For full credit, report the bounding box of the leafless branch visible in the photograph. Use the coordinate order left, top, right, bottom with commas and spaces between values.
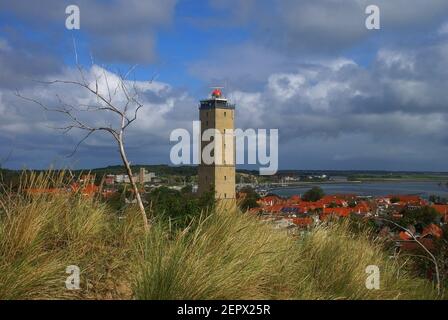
14, 47, 151, 231
67, 130, 95, 158
103, 68, 112, 102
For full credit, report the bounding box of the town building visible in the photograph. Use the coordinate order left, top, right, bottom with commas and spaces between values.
114, 169, 156, 184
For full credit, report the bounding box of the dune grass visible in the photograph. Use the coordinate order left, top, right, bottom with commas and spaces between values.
134, 208, 440, 300
0, 172, 442, 300
134, 205, 298, 300
0, 171, 142, 299
292, 222, 438, 299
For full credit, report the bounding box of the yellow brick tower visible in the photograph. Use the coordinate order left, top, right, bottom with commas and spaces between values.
198, 89, 235, 201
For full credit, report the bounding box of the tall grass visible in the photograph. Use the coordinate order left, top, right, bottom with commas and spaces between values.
134, 205, 297, 300
293, 222, 437, 299
134, 207, 440, 300
0, 171, 143, 299
0, 172, 442, 300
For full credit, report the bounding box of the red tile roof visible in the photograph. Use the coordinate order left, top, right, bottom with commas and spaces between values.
432, 204, 448, 214
432, 204, 448, 222
287, 195, 301, 204
352, 201, 371, 214
248, 207, 262, 215
399, 231, 412, 241
258, 195, 283, 206
322, 207, 351, 217
387, 195, 427, 206
71, 183, 99, 196
264, 204, 284, 213
421, 224, 443, 239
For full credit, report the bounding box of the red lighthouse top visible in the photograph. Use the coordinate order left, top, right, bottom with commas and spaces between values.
211, 89, 222, 98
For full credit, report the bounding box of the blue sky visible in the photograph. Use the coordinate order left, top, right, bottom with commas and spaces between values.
1, 0, 448, 171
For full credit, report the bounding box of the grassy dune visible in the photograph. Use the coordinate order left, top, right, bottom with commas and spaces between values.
0, 172, 441, 300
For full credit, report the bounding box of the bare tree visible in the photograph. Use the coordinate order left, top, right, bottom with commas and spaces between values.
16, 45, 151, 231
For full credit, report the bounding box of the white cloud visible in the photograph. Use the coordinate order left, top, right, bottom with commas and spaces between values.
0, 65, 194, 161
232, 91, 264, 128
268, 73, 306, 101
225, 40, 448, 153
377, 49, 416, 73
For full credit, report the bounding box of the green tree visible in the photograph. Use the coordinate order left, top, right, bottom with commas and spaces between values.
348, 200, 357, 208
145, 186, 215, 230
181, 184, 193, 194
198, 189, 215, 210
238, 186, 260, 211
390, 197, 400, 204
302, 187, 325, 202
327, 202, 338, 208
399, 206, 441, 230
429, 195, 447, 204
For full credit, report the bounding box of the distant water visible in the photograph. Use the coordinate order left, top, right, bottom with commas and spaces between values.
269, 181, 448, 198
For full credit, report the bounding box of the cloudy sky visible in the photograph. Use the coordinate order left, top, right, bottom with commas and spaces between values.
1, 0, 448, 171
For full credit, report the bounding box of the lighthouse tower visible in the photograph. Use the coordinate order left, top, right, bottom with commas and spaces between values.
198, 89, 236, 201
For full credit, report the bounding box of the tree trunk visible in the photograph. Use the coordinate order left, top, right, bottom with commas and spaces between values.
118, 139, 149, 232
